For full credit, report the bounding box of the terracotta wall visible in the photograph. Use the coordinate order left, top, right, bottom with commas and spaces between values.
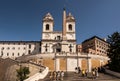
43, 58, 54, 71
91, 59, 100, 68
60, 58, 66, 71
81, 59, 87, 70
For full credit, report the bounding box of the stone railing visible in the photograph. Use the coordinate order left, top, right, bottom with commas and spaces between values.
105, 69, 120, 78
24, 67, 49, 81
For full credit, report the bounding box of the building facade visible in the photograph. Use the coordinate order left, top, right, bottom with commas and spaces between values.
76, 44, 82, 53
0, 41, 41, 59
82, 36, 109, 56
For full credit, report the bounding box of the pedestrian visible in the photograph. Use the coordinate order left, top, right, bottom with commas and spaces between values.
82, 69, 85, 77
53, 71, 56, 80
75, 67, 78, 73
57, 71, 61, 80
95, 67, 99, 77
78, 67, 81, 74
92, 69, 96, 79
85, 69, 88, 77
49, 71, 53, 81
61, 71, 64, 80
56, 71, 59, 80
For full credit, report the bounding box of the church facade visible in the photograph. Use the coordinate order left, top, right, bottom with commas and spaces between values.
41, 9, 76, 54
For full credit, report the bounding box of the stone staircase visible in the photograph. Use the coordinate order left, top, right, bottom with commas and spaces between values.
39, 72, 51, 81
39, 72, 120, 81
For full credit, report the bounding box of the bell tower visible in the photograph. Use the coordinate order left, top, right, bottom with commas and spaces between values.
42, 13, 54, 32
41, 13, 54, 53
42, 13, 54, 40
66, 13, 76, 40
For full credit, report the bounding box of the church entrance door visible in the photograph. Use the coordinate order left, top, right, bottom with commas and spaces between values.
53, 43, 61, 53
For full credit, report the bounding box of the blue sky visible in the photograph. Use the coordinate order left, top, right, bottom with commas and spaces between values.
0, 0, 120, 43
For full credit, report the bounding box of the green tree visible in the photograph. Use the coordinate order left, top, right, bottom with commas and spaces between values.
16, 66, 30, 81
107, 32, 120, 72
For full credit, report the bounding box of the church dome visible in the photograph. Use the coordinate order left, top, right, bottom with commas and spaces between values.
43, 13, 54, 22
66, 13, 75, 22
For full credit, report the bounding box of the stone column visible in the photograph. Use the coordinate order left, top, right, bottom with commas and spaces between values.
55, 58, 60, 71
88, 58, 92, 72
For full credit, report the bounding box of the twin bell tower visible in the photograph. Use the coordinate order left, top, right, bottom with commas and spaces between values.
41, 9, 76, 53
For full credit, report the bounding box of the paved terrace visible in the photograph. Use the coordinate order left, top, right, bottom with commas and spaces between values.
39, 72, 120, 81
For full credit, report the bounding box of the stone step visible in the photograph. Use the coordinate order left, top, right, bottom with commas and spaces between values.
39, 72, 120, 81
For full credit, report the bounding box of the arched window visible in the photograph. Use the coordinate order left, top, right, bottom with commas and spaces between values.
68, 24, 72, 31
46, 24, 49, 30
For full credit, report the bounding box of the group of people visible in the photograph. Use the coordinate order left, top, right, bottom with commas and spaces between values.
49, 71, 64, 81
92, 68, 99, 79
75, 67, 88, 77
75, 67, 99, 79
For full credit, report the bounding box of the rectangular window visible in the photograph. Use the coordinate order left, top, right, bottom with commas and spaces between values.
18, 47, 20, 50
7, 47, 10, 50
29, 44, 31, 49
1, 47, 4, 50
18, 53, 20, 56
28, 50, 31, 54
7, 53, 9, 56
12, 47, 15, 50
12, 53, 14, 56
1, 51, 3, 56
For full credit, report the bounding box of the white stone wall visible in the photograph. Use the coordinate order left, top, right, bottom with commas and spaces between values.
67, 58, 77, 71
66, 33, 76, 40
0, 42, 40, 59
42, 32, 62, 40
